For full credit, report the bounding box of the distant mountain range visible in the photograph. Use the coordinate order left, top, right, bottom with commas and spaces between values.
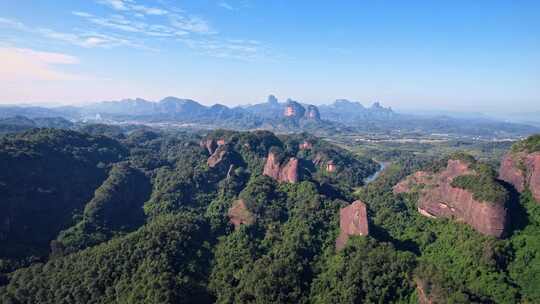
0, 95, 538, 138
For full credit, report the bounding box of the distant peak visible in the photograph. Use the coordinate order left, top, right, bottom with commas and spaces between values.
267, 95, 278, 104
371, 102, 382, 109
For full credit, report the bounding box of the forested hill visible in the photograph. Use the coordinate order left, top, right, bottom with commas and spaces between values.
0, 128, 539, 303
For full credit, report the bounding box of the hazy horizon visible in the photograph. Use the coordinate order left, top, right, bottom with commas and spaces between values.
1, 1, 539, 112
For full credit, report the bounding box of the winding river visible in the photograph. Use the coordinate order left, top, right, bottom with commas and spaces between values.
364, 161, 387, 184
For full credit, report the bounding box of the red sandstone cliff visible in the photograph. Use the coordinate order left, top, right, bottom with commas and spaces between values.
207, 146, 227, 168
499, 151, 540, 203
336, 200, 369, 250
394, 159, 507, 237
263, 151, 299, 183
299, 141, 313, 150
200, 138, 226, 155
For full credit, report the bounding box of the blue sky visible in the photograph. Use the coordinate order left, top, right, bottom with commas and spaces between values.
0, 0, 538, 112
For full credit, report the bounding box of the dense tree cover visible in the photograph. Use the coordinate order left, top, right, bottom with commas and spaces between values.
511, 134, 540, 153
0, 129, 127, 262
0, 214, 213, 304
357, 154, 539, 303
55, 163, 152, 253
209, 178, 345, 304
1, 128, 539, 303
311, 237, 416, 304
508, 191, 540, 302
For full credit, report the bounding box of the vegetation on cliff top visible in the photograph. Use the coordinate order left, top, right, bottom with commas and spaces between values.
1, 128, 539, 303
451, 162, 509, 204
511, 134, 540, 153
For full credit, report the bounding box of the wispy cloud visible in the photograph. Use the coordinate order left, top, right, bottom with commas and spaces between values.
218, 1, 235, 11
97, 0, 168, 15
0, 16, 149, 49
180, 38, 271, 61
1, 0, 269, 61
0, 47, 81, 81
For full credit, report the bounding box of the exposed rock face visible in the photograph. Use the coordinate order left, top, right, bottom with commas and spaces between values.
326, 160, 337, 173
305, 105, 321, 120
336, 200, 369, 250
283, 99, 306, 118
267, 94, 278, 105
499, 152, 540, 203
228, 199, 255, 229
394, 159, 508, 237
199, 138, 226, 155
207, 146, 228, 168
263, 151, 299, 183
415, 278, 434, 304
200, 138, 217, 154
312, 153, 338, 173
299, 141, 313, 150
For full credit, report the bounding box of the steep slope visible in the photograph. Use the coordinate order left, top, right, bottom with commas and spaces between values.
0, 214, 213, 304
394, 155, 509, 237
55, 163, 152, 253
0, 129, 127, 260
499, 134, 540, 203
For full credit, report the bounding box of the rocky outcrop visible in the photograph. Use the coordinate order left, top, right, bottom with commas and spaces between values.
305, 105, 321, 120
394, 159, 508, 237
200, 138, 217, 154
326, 160, 337, 173
336, 200, 369, 250
499, 152, 540, 203
267, 94, 278, 105
415, 278, 434, 304
207, 146, 228, 168
200, 138, 226, 155
263, 151, 299, 183
299, 141, 313, 150
283, 99, 306, 118
228, 199, 255, 229
312, 153, 338, 173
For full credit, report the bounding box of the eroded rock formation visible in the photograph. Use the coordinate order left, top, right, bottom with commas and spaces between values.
207, 146, 228, 168
299, 141, 313, 150
499, 151, 540, 203
228, 199, 255, 229
305, 105, 321, 120
283, 99, 306, 118
415, 278, 435, 304
200, 138, 226, 155
326, 160, 337, 173
394, 159, 507, 237
336, 200, 369, 250
263, 151, 299, 183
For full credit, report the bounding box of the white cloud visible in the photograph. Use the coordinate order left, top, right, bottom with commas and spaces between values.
97, 0, 131, 11
0, 47, 81, 81
169, 14, 214, 34
180, 38, 269, 61
218, 1, 235, 11
96, 0, 169, 16
130, 5, 168, 15
0, 15, 148, 49
1, 0, 268, 60
0, 17, 26, 30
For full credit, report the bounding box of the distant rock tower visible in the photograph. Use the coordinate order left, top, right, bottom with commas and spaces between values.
305, 105, 321, 120
267, 94, 279, 105
284, 99, 306, 118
